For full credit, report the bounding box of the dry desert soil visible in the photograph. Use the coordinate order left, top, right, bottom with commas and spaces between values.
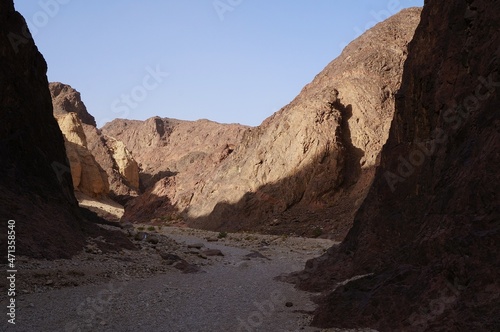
0, 202, 376, 332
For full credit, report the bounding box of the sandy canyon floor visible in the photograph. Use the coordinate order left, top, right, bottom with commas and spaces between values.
1, 198, 376, 332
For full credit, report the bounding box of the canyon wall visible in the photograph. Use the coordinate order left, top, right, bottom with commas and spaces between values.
109, 8, 421, 238
186, 8, 422, 238
0, 0, 85, 258
0, 2, 135, 258
294, 0, 499, 330
102, 117, 248, 223
50, 82, 140, 203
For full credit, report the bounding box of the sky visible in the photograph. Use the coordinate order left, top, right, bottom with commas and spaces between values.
14, 0, 424, 127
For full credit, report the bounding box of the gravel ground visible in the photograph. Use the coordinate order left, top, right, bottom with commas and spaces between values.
1, 226, 376, 332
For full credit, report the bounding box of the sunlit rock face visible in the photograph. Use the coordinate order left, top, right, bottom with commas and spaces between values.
184, 8, 422, 238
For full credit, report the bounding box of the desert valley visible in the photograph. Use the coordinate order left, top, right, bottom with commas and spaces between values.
0, 0, 499, 331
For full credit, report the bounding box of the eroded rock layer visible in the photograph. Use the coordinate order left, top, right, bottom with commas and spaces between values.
55, 113, 109, 198
50, 82, 97, 127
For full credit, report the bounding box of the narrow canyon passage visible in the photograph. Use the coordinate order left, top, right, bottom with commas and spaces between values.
3, 231, 365, 332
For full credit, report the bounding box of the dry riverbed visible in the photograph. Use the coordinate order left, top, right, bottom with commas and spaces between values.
1, 225, 375, 331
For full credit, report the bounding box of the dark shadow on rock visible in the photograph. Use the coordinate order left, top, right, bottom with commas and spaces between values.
121, 177, 180, 225
283, 1, 500, 330
109, 192, 135, 206
139, 170, 178, 192
339, 104, 365, 186
78, 206, 122, 228
186, 159, 376, 241
183, 99, 376, 240
121, 100, 378, 241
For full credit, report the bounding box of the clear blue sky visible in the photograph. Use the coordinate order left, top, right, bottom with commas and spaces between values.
14, 0, 423, 127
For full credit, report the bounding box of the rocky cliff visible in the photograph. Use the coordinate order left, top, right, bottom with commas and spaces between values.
108, 9, 421, 235
83, 124, 140, 203
49, 82, 97, 126
0, 0, 86, 258
0, 1, 135, 258
185, 8, 422, 237
49, 83, 140, 203
102, 117, 248, 222
55, 113, 109, 198
293, 0, 500, 330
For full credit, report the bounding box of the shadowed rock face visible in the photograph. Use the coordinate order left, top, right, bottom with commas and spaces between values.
293, 0, 500, 330
0, 0, 85, 258
0, 1, 135, 259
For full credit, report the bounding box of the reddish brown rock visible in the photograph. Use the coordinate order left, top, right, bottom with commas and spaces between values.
294, 0, 500, 330
109, 9, 420, 235
49, 82, 97, 127
185, 8, 422, 238
102, 117, 248, 222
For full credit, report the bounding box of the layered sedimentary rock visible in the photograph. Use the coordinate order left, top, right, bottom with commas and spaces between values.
294, 0, 500, 330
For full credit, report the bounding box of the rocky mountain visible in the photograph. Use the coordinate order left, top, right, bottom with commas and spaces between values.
49, 82, 97, 126
49, 83, 140, 203
185, 8, 422, 238
112, 8, 421, 238
292, 0, 500, 330
101, 117, 248, 222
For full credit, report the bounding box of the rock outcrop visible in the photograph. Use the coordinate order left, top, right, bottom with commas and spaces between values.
83, 125, 140, 203
49, 82, 97, 126
107, 9, 420, 234
184, 8, 422, 237
0, 1, 135, 258
293, 0, 500, 330
0, 0, 85, 258
49, 82, 140, 203
55, 113, 109, 198
102, 117, 248, 222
